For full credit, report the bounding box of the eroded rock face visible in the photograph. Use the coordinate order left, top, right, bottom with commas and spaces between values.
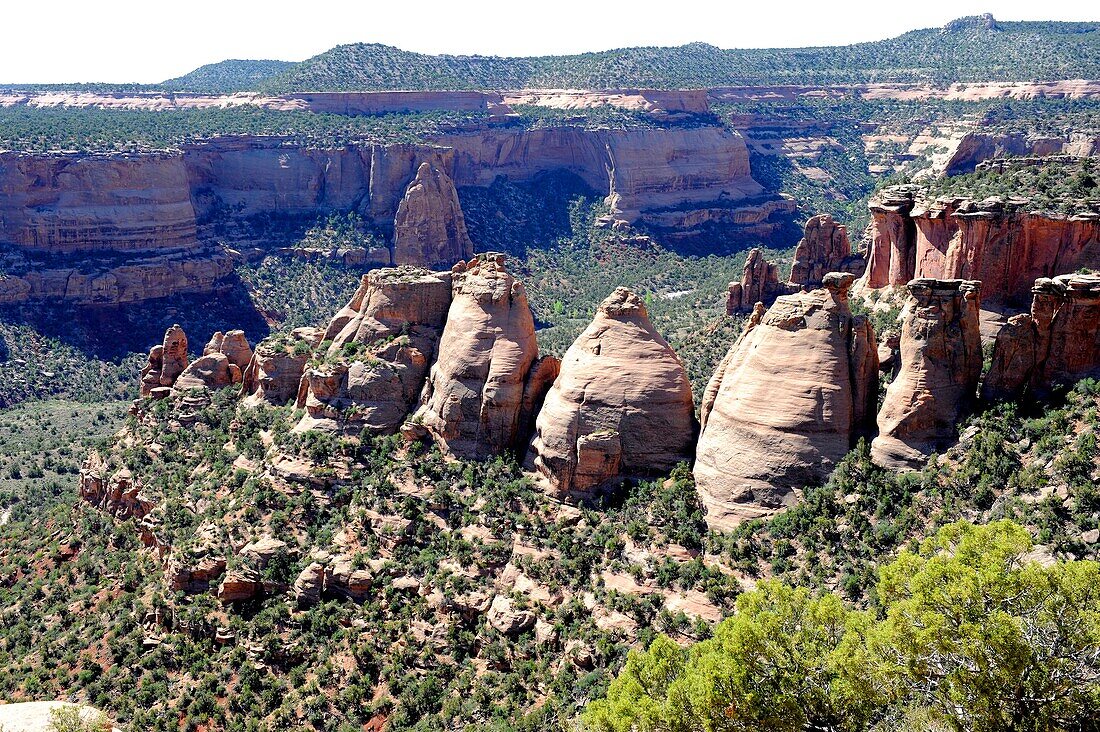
393, 162, 474, 268
140, 325, 188, 397
695, 273, 878, 531
297, 268, 452, 434
861, 186, 919, 289
410, 254, 538, 458
172, 329, 252, 393
871, 278, 982, 468
789, 214, 864, 287
983, 274, 1100, 401
863, 191, 1100, 306
204, 330, 253, 371
527, 287, 696, 496
242, 327, 323, 407
726, 248, 786, 314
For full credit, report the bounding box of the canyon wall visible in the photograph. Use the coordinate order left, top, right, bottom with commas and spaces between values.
860, 186, 1100, 306
944, 132, 1100, 175
1, 122, 767, 306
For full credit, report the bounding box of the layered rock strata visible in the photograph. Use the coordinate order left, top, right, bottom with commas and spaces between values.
696, 273, 878, 530
871, 278, 982, 468
527, 288, 696, 496
409, 254, 539, 458
861, 186, 1100, 305
296, 267, 453, 434
983, 274, 1100, 401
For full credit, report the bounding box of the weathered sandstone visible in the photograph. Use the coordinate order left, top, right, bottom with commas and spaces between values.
392, 162, 474, 268
140, 325, 189, 397
726, 248, 787, 314
789, 214, 864, 287
695, 273, 878, 530
983, 274, 1100, 401
944, 131, 1100, 176
526, 287, 696, 496
410, 254, 538, 458
871, 278, 982, 468
241, 327, 322, 407
861, 186, 919, 289
297, 268, 452, 433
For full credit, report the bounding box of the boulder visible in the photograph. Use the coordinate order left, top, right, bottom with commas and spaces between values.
410, 253, 539, 458
204, 329, 253, 371
527, 287, 696, 496
296, 268, 452, 434
695, 273, 878, 530
871, 278, 983, 468
293, 562, 325, 608
983, 274, 1100, 401
393, 161, 475, 268
217, 569, 264, 603
487, 595, 536, 635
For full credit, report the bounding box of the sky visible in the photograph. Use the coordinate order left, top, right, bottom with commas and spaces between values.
2, 0, 1097, 84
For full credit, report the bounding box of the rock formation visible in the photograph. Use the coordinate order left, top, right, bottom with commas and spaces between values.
392, 162, 474, 268
409, 254, 539, 458
526, 287, 696, 496
296, 267, 452, 433
139, 325, 189, 397
861, 186, 919, 289
241, 327, 323, 407
871, 279, 982, 468
861, 187, 1100, 306
789, 214, 864, 287
695, 273, 878, 530
726, 248, 786, 314
172, 330, 252, 393
944, 131, 1100, 175
983, 274, 1100, 401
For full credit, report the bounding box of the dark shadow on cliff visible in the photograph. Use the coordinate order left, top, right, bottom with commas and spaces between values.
0, 274, 270, 360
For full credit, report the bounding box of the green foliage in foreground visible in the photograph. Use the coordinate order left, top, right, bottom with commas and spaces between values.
585, 521, 1100, 732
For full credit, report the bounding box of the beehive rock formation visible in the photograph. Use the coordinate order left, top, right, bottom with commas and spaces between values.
410, 254, 539, 458
789, 214, 864, 287
172, 330, 253, 392
204, 330, 253, 371
297, 268, 452, 433
392, 162, 474, 268
983, 274, 1100, 401
871, 278, 983, 468
726, 248, 787, 314
526, 287, 696, 496
139, 324, 189, 397
695, 273, 878, 531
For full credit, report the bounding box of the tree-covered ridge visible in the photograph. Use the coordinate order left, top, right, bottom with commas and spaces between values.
584, 521, 1100, 732
922, 157, 1100, 215
159, 60, 296, 94
257, 17, 1100, 93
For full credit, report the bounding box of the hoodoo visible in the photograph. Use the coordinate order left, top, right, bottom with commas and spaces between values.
139, 324, 189, 398
726, 248, 785, 314
695, 273, 878, 531
409, 254, 539, 458
871, 278, 983, 468
789, 214, 863, 288
392, 161, 475, 268
983, 273, 1100, 401
527, 287, 696, 496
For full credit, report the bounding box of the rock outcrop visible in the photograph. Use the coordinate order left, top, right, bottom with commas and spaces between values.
392, 162, 474, 268
871, 279, 982, 468
983, 274, 1100, 401
789, 214, 864, 287
172, 330, 252, 392
296, 268, 452, 433
861, 187, 1100, 306
861, 186, 919, 289
526, 287, 696, 496
944, 131, 1100, 176
241, 327, 323, 407
695, 273, 878, 530
139, 325, 189, 397
726, 248, 787, 314
204, 330, 253, 371
409, 254, 539, 458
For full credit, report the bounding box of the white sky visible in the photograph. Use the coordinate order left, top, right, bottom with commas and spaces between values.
2, 0, 1096, 84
